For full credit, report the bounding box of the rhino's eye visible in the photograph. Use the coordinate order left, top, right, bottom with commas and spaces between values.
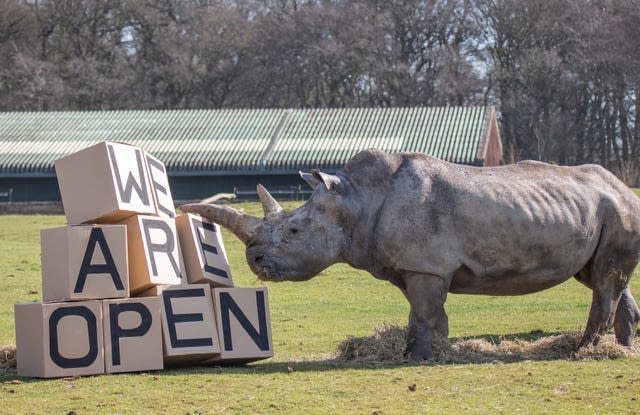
289, 227, 299, 235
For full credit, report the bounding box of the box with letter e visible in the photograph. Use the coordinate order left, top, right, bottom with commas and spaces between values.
14, 140, 274, 377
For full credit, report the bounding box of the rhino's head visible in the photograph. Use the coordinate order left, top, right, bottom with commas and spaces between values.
180, 171, 359, 282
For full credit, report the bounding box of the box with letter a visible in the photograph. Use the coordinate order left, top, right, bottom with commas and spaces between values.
41, 225, 128, 302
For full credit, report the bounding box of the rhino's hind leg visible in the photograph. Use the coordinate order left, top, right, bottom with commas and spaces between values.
403, 273, 450, 361
580, 289, 622, 347
576, 244, 638, 348
614, 287, 640, 348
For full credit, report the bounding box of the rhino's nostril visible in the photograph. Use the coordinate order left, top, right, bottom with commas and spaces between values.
253, 255, 264, 264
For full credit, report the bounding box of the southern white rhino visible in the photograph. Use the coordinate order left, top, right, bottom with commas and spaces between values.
181, 149, 640, 360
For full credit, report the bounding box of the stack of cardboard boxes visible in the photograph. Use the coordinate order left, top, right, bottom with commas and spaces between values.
14, 141, 273, 378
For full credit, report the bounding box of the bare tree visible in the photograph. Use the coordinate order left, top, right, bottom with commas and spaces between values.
2, 0, 640, 184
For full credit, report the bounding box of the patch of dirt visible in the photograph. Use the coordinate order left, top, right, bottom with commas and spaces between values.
334, 325, 640, 364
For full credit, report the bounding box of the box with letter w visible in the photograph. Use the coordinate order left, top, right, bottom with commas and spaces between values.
14, 141, 273, 378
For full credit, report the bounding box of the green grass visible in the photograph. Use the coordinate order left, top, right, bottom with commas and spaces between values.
2, 203, 640, 414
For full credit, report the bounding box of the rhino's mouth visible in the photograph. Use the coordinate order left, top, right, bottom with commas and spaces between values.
254, 264, 285, 282
247, 250, 316, 282
248, 251, 289, 281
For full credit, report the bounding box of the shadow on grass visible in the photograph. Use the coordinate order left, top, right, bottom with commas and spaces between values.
157, 327, 640, 376
2, 328, 638, 381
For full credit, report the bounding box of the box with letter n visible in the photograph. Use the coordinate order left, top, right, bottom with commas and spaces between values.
14, 139, 276, 378
210, 287, 273, 362
15, 298, 164, 377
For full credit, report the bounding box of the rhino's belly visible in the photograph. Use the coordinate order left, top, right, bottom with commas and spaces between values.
448, 238, 596, 295
446, 216, 601, 296
448, 266, 575, 295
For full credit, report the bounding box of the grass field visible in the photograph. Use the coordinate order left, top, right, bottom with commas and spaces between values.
1, 201, 640, 414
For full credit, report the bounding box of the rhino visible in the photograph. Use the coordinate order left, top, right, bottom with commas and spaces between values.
181, 149, 640, 360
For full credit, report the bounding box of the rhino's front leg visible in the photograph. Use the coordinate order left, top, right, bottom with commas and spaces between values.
403, 273, 450, 361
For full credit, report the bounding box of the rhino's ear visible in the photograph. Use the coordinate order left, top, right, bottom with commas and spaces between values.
299, 171, 322, 189
312, 169, 345, 194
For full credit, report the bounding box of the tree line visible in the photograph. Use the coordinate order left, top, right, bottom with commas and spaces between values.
1, 0, 640, 183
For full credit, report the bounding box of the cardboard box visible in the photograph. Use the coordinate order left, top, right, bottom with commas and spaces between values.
146, 152, 176, 219
210, 287, 273, 362
137, 284, 174, 298
15, 301, 104, 378
54, 141, 157, 224
41, 225, 128, 302
118, 215, 185, 294
159, 284, 221, 364
176, 214, 233, 287
102, 297, 163, 373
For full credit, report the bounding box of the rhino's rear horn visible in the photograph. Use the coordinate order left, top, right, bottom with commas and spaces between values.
300, 171, 321, 189
257, 184, 284, 220
180, 203, 261, 245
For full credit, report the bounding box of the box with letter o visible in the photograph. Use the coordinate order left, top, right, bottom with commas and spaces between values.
14, 141, 273, 378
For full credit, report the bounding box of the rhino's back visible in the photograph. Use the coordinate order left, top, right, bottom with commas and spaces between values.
370, 153, 640, 294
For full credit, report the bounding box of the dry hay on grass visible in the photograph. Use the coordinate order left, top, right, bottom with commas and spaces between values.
0, 344, 16, 373
334, 324, 640, 364
2, 329, 636, 373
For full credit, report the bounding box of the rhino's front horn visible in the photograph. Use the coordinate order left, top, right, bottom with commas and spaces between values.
257, 184, 284, 220
180, 203, 261, 245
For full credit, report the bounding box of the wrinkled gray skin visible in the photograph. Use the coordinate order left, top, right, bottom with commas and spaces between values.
181, 149, 640, 361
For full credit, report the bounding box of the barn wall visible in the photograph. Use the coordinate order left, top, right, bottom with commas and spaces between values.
0, 177, 60, 202
169, 174, 313, 202
0, 174, 316, 203
482, 116, 504, 167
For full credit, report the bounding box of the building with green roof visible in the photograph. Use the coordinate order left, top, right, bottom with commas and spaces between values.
0, 106, 502, 202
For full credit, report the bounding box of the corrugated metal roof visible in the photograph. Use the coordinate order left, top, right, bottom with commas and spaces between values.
268, 106, 489, 170
0, 107, 494, 176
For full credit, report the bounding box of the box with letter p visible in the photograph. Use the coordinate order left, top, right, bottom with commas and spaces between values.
103, 297, 163, 373
15, 298, 164, 377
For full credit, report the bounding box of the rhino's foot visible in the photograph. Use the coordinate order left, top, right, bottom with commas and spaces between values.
402, 273, 450, 362
404, 339, 433, 362
579, 288, 639, 349
405, 326, 434, 362
578, 332, 603, 349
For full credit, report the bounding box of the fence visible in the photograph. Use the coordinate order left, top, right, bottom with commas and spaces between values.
233, 186, 313, 201
0, 188, 13, 202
